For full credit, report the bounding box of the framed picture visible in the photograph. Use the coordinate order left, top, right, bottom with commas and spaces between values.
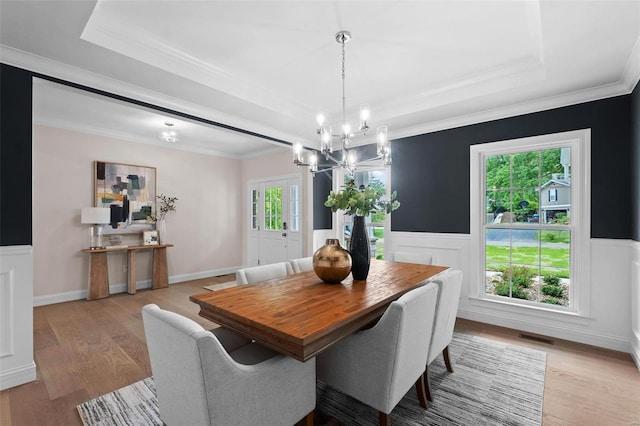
143, 230, 159, 245
94, 161, 156, 234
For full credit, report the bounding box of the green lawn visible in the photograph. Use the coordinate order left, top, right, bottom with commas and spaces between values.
486, 244, 569, 277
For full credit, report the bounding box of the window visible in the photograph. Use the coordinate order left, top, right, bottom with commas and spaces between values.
264, 186, 282, 231
290, 185, 299, 232
471, 130, 590, 316
338, 168, 388, 260
251, 189, 258, 230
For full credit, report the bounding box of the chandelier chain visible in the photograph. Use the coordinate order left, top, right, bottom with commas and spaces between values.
341, 38, 346, 131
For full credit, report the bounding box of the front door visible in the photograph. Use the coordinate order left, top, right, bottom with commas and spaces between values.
247, 176, 301, 266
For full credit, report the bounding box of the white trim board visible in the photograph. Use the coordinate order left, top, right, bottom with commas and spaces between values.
32, 266, 240, 307
631, 240, 640, 371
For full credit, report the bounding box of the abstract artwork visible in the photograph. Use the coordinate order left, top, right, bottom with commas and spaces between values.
94, 161, 156, 234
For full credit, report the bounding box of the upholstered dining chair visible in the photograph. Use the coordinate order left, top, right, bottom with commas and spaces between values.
393, 251, 438, 265
142, 304, 315, 426
424, 269, 463, 402
235, 261, 294, 284
316, 283, 440, 426
290, 256, 314, 273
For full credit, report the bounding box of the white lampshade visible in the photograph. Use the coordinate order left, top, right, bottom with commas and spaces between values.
81, 207, 111, 225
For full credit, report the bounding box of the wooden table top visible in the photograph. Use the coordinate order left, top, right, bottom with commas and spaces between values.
190, 259, 449, 362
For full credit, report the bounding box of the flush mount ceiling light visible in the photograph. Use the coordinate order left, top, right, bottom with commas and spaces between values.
293, 30, 391, 174
159, 122, 179, 143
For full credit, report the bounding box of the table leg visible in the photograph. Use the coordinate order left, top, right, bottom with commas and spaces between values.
87, 252, 109, 300
152, 247, 169, 290
127, 250, 136, 294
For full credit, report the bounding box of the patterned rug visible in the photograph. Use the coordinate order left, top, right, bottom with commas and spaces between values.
77, 333, 546, 426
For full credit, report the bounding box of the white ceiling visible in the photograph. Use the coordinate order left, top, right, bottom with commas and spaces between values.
1, 1, 639, 158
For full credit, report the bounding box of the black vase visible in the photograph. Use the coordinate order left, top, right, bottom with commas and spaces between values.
349, 215, 371, 281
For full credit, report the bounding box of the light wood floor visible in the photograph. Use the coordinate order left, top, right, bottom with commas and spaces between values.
1, 276, 639, 425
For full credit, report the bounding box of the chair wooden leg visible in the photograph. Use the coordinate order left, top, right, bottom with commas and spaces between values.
379, 411, 391, 426
424, 367, 433, 402
443, 346, 453, 373
415, 374, 428, 409
296, 410, 314, 426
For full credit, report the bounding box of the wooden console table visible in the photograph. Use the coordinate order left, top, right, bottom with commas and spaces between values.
81, 244, 173, 300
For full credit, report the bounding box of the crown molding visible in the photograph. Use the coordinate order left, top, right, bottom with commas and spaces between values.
0, 44, 296, 144
392, 78, 636, 141
2, 38, 638, 146
80, 12, 313, 119
33, 119, 282, 160
622, 35, 640, 93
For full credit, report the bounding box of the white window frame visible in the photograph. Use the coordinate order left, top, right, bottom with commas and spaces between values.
469, 129, 591, 319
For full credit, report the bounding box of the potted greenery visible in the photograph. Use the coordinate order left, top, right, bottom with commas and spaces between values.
324, 177, 399, 280
146, 194, 178, 244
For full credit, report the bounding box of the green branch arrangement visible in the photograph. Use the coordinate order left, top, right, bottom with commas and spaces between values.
146, 194, 178, 222
324, 177, 400, 217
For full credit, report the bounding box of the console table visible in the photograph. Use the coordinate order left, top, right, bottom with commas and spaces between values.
81, 244, 173, 300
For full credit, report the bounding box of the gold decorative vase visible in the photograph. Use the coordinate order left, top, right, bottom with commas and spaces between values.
313, 239, 352, 283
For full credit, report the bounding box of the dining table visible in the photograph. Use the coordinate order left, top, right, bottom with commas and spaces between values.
190, 259, 449, 362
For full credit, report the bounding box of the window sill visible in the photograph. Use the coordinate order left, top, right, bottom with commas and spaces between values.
467, 296, 591, 326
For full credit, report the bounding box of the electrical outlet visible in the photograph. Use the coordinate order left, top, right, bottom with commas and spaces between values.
123, 264, 127, 272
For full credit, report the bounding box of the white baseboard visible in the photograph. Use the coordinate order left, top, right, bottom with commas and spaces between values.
33, 266, 242, 306
0, 361, 36, 391
458, 306, 631, 353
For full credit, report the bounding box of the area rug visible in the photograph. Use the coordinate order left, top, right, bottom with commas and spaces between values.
77, 333, 546, 426
203, 280, 237, 291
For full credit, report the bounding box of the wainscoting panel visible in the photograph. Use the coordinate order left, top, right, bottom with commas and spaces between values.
0, 245, 36, 391
631, 240, 640, 370
386, 232, 634, 355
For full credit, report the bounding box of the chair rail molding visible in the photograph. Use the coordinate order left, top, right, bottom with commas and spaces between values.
0, 245, 36, 391
386, 232, 636, 355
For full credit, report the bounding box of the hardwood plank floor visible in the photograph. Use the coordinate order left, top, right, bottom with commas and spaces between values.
2, 276, 639, 425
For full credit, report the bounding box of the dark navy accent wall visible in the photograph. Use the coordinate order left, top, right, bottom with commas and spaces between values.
632, 82, 640, 242
390, 95, 632, 238
313, 171, 333, 229
1, 64, 33, 246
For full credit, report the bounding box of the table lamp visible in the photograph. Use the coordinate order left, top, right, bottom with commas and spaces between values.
81, 207, 111, 249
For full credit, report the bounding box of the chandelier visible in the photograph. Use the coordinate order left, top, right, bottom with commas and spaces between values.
293, 31, 391, 174
159, 122, 179, 143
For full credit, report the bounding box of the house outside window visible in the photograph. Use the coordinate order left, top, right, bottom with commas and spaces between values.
470, 129, 591, 317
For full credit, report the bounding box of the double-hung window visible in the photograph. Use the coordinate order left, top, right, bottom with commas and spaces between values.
470, 129, 590, 316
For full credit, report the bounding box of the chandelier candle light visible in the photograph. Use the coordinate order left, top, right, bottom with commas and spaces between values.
293, 31, 391, 174
159, 122, 179, 143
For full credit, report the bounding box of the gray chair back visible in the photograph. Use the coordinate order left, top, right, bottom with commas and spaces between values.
316, 282, 440, 416
142, 304, 316, 426
290, 257, 314, 273
427, 269, 463, 364
235, 261, 293, 284
394, 251, 438, 265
